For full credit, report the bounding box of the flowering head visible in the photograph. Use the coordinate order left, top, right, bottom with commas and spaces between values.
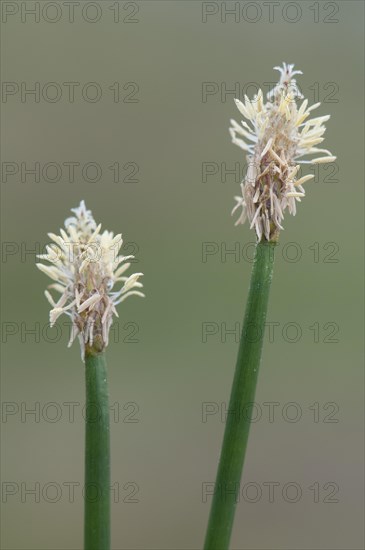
230, 62, 336, 241
37, 201, 144, 359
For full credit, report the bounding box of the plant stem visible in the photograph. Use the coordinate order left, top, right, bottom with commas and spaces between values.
204, 240, 276, 550
84, 351, 110, 550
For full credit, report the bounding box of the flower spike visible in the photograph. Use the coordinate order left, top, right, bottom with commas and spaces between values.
37, 201, 144, 359
230, 63, 336, 241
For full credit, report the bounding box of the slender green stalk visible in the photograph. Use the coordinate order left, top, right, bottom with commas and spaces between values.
84, 351, 110, 550
204, 240, 276, 550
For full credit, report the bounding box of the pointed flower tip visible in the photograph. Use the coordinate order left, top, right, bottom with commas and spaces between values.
312, 155, 337, 164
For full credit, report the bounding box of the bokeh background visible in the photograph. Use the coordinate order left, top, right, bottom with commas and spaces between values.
1, 1, 364, 549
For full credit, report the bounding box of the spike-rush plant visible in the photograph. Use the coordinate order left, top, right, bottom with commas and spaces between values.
37, 201, 144, 550
204, 63, 336, 550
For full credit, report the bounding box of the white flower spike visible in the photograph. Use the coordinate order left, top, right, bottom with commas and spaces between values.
230, 62, 336, 241
37, 201, 144, 360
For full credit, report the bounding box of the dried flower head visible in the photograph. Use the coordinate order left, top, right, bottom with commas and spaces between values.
37, 201, 144, 359
230, 62, 336, 241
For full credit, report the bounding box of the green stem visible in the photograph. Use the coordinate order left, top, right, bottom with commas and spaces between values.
204, 240, 276, 550
84, 351, 110, 550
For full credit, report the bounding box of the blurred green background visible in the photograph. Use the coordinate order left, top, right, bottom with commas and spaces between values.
1, 1, 364, 549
